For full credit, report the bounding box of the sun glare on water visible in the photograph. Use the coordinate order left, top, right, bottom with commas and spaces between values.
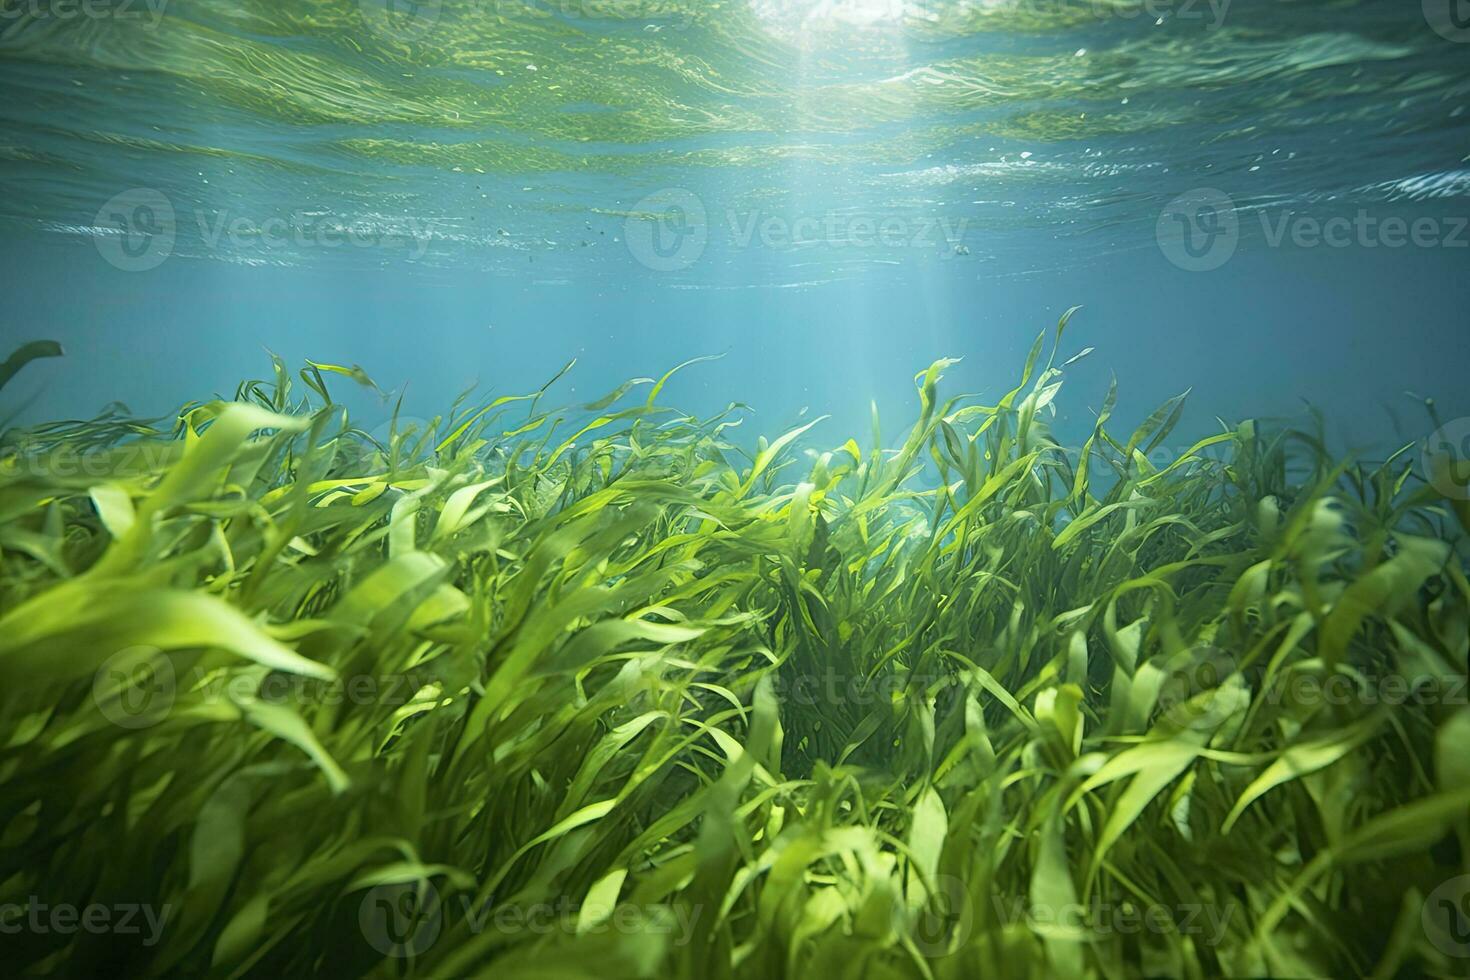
749, 0, 919, 39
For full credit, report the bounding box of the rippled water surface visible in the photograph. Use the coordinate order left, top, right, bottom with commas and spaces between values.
2, 0, 1466, 282
0, 0, 1467, 445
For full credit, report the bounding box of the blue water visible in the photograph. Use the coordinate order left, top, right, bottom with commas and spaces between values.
1, 0, 1467, 457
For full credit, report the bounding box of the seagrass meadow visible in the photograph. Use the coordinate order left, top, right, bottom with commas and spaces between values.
1, 315, 1468, 980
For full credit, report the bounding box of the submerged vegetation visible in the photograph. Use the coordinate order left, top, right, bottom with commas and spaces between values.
0, 316, 1467, 978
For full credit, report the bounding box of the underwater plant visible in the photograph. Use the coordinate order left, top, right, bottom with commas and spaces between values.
0, 315, 1466, 979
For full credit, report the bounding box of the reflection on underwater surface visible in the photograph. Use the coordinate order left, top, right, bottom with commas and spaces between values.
0, 0, 1467, 279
